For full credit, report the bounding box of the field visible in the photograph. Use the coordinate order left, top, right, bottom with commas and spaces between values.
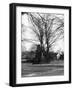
21, 60, 64, 77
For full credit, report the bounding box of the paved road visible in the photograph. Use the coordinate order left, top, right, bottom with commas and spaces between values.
21, 63, 64, 77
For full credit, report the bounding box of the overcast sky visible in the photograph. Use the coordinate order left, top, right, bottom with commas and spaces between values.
21, 13, 64, 52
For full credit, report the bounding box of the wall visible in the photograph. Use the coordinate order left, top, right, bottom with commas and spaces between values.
0, 0, 72, 89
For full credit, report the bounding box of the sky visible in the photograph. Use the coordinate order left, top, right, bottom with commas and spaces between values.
21, 12, 64, 52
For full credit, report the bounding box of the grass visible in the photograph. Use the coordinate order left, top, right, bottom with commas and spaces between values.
21, 60, 64, 77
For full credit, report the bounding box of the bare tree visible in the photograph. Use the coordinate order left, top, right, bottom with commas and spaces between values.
22, 12, 64, 63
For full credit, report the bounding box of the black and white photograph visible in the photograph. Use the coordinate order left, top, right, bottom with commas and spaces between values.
10, 3, 71, 86
21, 12, 64, 77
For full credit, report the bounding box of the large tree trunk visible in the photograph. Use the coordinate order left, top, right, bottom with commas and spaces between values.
43, 23, 50, 63
39, 40, 43, 63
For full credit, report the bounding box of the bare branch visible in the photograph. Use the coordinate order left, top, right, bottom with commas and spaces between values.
50, 23, 64, 37
49, 32, 63, 46
21, 38, 39, 44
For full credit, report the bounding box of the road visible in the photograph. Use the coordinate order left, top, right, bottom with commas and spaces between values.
21, 63, 64, 77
